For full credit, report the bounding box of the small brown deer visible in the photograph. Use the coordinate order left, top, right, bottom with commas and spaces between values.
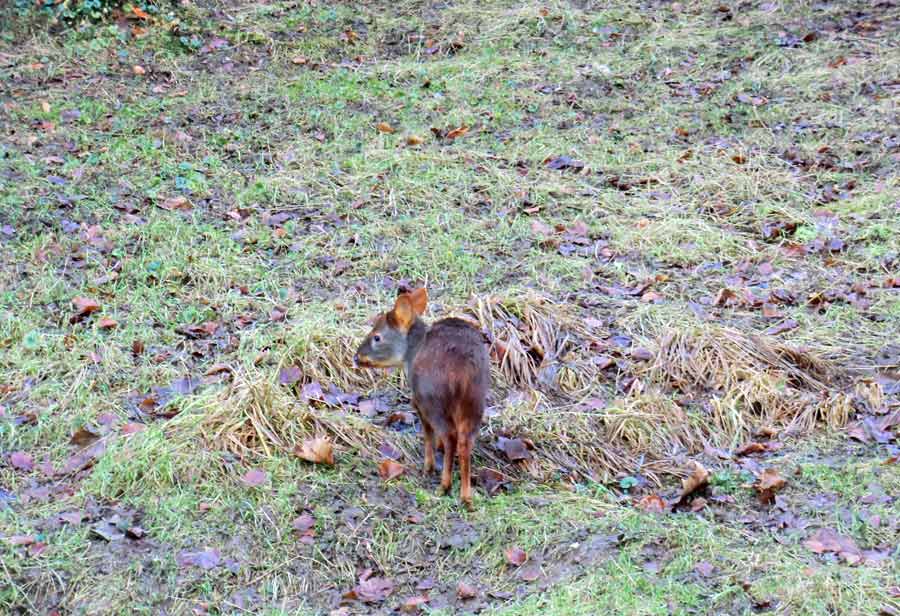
354, 288, 489, 509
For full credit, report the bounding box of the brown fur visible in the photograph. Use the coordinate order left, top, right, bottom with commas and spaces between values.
354, 290, 490, 509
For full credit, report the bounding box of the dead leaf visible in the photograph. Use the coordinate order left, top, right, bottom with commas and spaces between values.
121, 422, 146, 435
456, 581, 477, 599
496, 436, 531, 461
755, 468, 786, 505
517, 563, 542, 582
293, 437, 335, 465
279, 365, 302, 385
292, 513, 315, 533
803, 528, 863, 565
405, 135, 424, 146
505, 546, 528, 566
160, 196, 192, 211
352, 576, 394, 603
679, 461, 709, 502
178, 548, 222, 570
241, 468, 268, 488
400, 595, 429, 613
764, 319, 799, 336
446, 125, 469, 140
70, 426, 100, 447
131, 6, 150, 19
97, 317, 118, 330
70, 297, 101, 323
378, 459, 405, 481
636, 494, 668, 513
132, 65, 146, 75
376, 122, 395, 134
10, 451, 33, 471
291, 56, 308, 65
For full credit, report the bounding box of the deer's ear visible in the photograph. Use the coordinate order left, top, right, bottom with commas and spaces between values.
387, 294, 415, 332
408, 287, 428, 316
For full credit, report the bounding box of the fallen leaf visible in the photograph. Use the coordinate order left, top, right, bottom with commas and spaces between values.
71, 297, 101, 323
446, 125, 469, 140
496, 436, 531, 461
70, 426, 101, 447
517, 563, 542, 582
121, 422, 146, 435
97, 317, 118, 330
178, 548, 222, 570
378, 459, 405, 481
292, 513, 315, 533
456, 581, 477, 599
132, 65, 146, 75
279, 365, 303, 385
405, 135, 424, 146
10, 451, 33, 471
755, 468, 786, 505
679, 461, 710, 502
131, 6, 150, 19
8, 535, 35, 546
160, 196, 192, 211
636, 494, 668, 513
241, 468, 268, 487
764, 319, 799, 336
293, 437, 335, 465
803, 528, 863, 565
505, 546, 528, 566
353, 576, 394, 603
478, 468, 507, 495
376, 122, 395, 134
400, 595, 429, 613
291, 55, 308, 65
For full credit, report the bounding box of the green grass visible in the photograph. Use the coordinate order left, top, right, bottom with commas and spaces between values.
2, 0, 900, 613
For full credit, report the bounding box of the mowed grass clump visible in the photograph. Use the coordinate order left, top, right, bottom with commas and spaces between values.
1, 0, 899, 613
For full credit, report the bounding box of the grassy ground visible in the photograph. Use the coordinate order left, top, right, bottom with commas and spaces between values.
1, 0, 899, 614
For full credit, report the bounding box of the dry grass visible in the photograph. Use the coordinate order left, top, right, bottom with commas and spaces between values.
161, 296, 872, 485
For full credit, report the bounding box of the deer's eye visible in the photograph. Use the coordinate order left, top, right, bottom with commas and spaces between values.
372, 334, 382, 343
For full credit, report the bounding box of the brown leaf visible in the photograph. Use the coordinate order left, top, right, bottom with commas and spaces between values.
376, 121, 395, 134
754, 468, 786, 504
160, 196, 192, 211
292, 513, 315, 533
405, 135, 424, 146
505, 546, 528, 566
764, 319, 799, 336
71, 297, 101, 323
241, 468, 268, 487
636, 494, 668, 513
478, 468, 507, 495
400, 595, 429, 613
456, 581, 477, 599
293, 437, 335, 465
97, 317, 118, 330
278, 365, 302, 385
713, 288, 738, 307
378, 459, 405, 481
10, 451, 33, 471
446, 125, 469, 140
291, 55, 308, 65
803, 528, 863, 565
121, 422, 146, 435
70, 426, 100, 447
353, 576, 394, 603
517, 563, 542, 582
132, 65, 146, 75
496, 437, 531, 461
679, 461, 710, 501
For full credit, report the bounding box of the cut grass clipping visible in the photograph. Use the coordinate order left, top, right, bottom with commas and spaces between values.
130, 293, 875, 489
